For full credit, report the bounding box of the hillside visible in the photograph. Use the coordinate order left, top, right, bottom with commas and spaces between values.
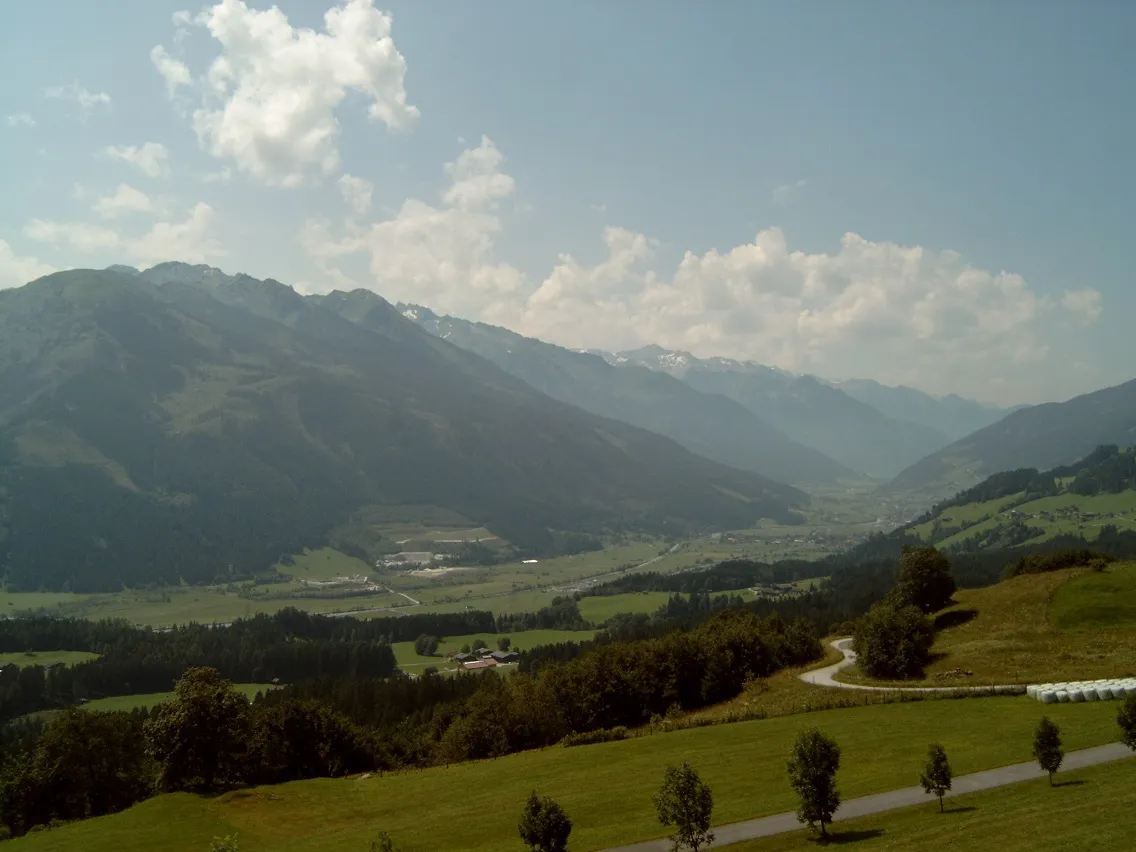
841, 561, 1136, 686
394, 304, 853, 485
611, 347, 957, 478
0, 266, 807, 593
890, 378, 1136, 495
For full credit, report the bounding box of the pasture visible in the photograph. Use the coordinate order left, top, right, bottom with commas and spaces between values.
6, 694, 1125, 852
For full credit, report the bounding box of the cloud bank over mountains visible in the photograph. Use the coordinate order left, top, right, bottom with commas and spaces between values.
0, 0, 1106, 404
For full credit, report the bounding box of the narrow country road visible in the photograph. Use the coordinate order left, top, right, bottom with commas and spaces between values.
799, 638, 1024, 694
598, 742, 1133, 852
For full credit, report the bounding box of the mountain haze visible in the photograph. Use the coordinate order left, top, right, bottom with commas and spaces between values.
396, 305, 852, 486
890, 379, 1136, 495
0, 265, 807, 592
824, 378, 1012, 441
612, 348, 954, 478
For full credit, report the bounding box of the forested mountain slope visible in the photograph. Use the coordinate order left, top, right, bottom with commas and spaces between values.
0, 265, 805, 592
393, 304, 852, 485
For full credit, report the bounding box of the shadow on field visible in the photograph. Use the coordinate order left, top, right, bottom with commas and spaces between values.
1055, 779, 1086, 788
933, 608, 978, 631
812, 828, 885, 844
945, 806, 978, 815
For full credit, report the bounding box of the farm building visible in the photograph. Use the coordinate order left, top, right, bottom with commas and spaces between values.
490, 651, 519, 663
460, 659, 497, 671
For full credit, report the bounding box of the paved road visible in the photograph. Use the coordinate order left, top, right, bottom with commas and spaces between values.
599, 742, 1133, 852
799, 639, 1024, 694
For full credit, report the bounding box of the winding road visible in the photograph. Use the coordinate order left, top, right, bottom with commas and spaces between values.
799, 638, 1025, 694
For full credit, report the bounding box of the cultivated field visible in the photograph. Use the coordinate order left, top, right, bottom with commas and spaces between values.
734, 758, 1136, 851
6, 695, 1124, 852
839, 562, 1136, 686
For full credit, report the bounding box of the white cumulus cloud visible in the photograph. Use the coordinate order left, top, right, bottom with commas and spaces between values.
155, 0, 419, 187
23, 219, 121, 253
93, 185, 155, 219
0, 241, 57, 290
338, 174, 373, 214
1061, 288, 1102, 327
128, 203, 224, 267
5, 113, 36, 128
103, 143, 171, 178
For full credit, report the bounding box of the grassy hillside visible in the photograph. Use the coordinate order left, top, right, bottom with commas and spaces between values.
890, 379, 1136, 496
5, 696, 1123, 852
840, 562, 1136, 686
734, 758, 1136, 851
0, 266, 808, 593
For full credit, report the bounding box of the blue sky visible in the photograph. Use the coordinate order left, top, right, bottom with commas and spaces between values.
2, 0, 1133, 405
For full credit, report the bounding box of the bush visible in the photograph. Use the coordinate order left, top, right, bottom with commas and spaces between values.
854, 603, 934, 679
560, 727, 629, 748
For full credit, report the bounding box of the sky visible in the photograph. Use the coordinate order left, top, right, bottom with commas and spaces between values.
2, 0, 1134, 406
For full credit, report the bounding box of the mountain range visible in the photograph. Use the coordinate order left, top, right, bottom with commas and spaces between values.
402, 312, 1010, 480
0, 264, 806, 592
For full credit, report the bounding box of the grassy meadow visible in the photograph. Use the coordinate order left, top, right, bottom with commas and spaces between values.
80, 684, 273, 713
5, 695, 1125, 852
391, 629, 598, 669
0, 650, 100, 668
839, 562, 1136, 686
733, 757, 1136, 851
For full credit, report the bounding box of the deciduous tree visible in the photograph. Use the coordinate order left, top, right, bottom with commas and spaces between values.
414, 634, 439, 656
144, 667, 251, 792
1033, 717, 1064, 785
919, 744, 952, 811
498, 636, 512, 652
654, 762, 714, 852
787, 728, 841, 836
853, 603, 934, 679
518, 791, 572, 852
892, 546, 956, 613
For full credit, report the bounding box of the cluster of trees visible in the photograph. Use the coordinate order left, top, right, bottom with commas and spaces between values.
588, 557, 827, 597
1004, 548, 1114, 579
263, 610, 821, 769
496, 597, 592, 632
0, 611, 406, 722
853, 546, 955, 679
0, 669, 375, 838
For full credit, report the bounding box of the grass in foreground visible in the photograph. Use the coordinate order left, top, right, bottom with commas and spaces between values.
6, 695, 1125, 852
732, 757, 1136, 851
839, 563, 1136, 686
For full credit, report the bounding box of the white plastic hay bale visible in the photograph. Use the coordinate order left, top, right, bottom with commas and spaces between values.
1056, 690, 1070, 703
1027, 685, 1040, 699
1098, 684, 1114, 700
1083, 686, 1100, 701
1039, 689, 1057, 704
1068, 688, 1085, 702
1113, 685, 1128, 699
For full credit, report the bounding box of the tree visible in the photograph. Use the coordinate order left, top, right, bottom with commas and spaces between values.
1033, 717, 1064, 785
891, 546, 956, 613
1119, 694, 1136, 751
414, 634, 439, 656
518, 791, 572, 852
654, 762, 714, 852
460, 644, 471, 654
498, 636, 513, 652
471, 638, 488, 651
919, 744, 952, 811
144, 667, 252, 792
787, 728, 841, 837
370, 831, 400, 852
853, 602, 935, 679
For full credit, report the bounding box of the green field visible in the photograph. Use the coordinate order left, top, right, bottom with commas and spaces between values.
391, 629, 597, 669
6, 696, 1124, 852
80, 684, 274, 713
734, 757, 1136, 851
576, 592, 673, 623
1051, 560, 1136, 630
0, 650, 100, 668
